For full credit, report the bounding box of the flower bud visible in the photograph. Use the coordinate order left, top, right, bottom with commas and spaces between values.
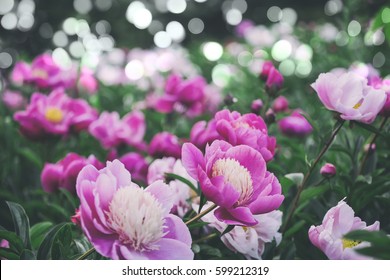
272, 96, 289, 113
320, 163, 336, 178
251, 99, 263, 114
265, 108, 276, 124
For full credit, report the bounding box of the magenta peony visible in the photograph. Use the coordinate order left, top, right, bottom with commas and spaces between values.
278, 110, 313, 137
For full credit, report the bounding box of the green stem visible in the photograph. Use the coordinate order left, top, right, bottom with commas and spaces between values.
77, 247, 95, 260
358, 117, 388, 175
193, 232, 219, 244
282, 120, 345, 233
185, 204, 217, 226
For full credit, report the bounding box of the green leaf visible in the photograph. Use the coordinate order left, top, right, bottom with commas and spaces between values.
20, 249, 36, 260
51, 224, 73, 259
165, 173, 198, 194
17, 148, 43, 168
6, 201, 31, 250
0, 248, 20, 260
284, 173, 304, 186
284, 220, 306, 238
30, 222, 53, 250
198, 188, 207, 214
59, 188, 78, 210
198, 244, 222, 258
299, 185, 329, 204
354, 122, 385, 137
37, 223, 69, 260
0, 230, 24, 253
344, 230, 390, 247
221, 225, 235, 236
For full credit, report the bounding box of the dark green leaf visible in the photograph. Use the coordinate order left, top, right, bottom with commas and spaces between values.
51, 224, 73, 259
0, 248, 20, 260
0, 230, 24, 253
165, 173, 198, 194
299, 185, 329, 204
354, 122, 385, 137
37, 223, 69, 260
6, 201, 31, 250
20, 249, 36, 260
17, 148, 43, 168
221, 225, 235, 236
30, 222, 53, 250
284, 220, 306, 238
344, 230, 390, 247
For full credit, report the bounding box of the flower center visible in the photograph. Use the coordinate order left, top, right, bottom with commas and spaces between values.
212, 158, 253, 204
108, 187, 166, 251
32, 69, 48, 79
342, 238, 361, 249
45, 107, 64, 123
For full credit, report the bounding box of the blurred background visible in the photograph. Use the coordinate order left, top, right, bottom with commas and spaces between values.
0, 0, 388, 65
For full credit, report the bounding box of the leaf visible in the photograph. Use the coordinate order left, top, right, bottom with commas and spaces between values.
354, 122, 385, 137
0, 248, 20, 260
280, 177, 295, 194
299, 185, 329, 204
344, 230, 390, 247
221, 225, 235, 236
59, 188, 78, 210
284, 220, 306, 238
198, 244, 222, 258
17, 148, 43, 168
20, 249, 36, 260
0, 230, 24, 253
6, 201, 31, 250
51, 224, 73, 259
198, 188, 208, 214
165, 173, 198, 194
30, 222, 53, 250
285, 173, 304, 186
37, 223, 69, 260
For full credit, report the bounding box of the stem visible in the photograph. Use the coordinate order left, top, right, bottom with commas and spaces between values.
193, 232, 219, 244
185, 204, 217, 226
282, 120, 345, 233
77, 247, 95, 260
358, 117, 388, 175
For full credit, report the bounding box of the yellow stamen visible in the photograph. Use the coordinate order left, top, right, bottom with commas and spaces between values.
353, 98, 364, 109
45, 107, 64, 123
32, 69, 48, 79
342, 238, 361, 249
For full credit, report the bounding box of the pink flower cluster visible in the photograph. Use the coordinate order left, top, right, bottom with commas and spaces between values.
190, 109, 276, 162
14, 89, 97, 139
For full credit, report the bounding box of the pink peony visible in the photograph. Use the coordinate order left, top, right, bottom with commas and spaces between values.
149, 132, 182, 159
278, 110, 313, 137
320, 163, 336, 178
118, 152, 148, 184
311, 72, 386, 124
190, 119, 220, 150
10, 62, 31, 85
272, 96, 289, 113
182, 140, 284, 226
41, 153, 103, 194
308, 200, 380, 260
78, 68, 99, 94
261, 61, 284, 92
76, 160, 194, 260
14, 89, 97, 139
2, 90, 26, 110
197, 202, 282, 259
148, 157, 197, 217
154, 74, 208, 117
89, 111, 146, 149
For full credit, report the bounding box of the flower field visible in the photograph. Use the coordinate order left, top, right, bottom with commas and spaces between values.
0, 0, 389, 260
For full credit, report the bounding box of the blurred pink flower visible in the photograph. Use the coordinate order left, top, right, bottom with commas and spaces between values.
272, 96, 289, 113
278, 110, 313, 137
198, 202, 282, 259
148, 157, 197, 217
182, 140, 284, 226
261, 61, 284, 92
11, 62, 31, 85
118, 152, 148, 184
308, 200, 380, 260
149, 132, 182, 159
311, 72, 386, 124
235, 19, 255, 37
320, 163, 336, 178
78, 68, 99, 94
41, 152, 103, 194
14, 89, 97, 139
89, 111, 146, 149
76, 160, 194, 260
154, 74, 208, 117
2, 90, 26, 110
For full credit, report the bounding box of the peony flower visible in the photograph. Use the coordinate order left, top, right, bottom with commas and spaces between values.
320, 163, 336, 178
154, 74, 208, 117
89, 111, 146, 149
71, 208, 81, 226
14, 89, 97, 139
197, 202, 282, 259
11, 62, 31, 85
148, 157, 197, 217
261, 61, 283, 92
76, 160, 194, 260
278, 110, 313, 137
2, 90, 26, 110
308, 200, 380, 260
78, 68, 99, 94
182, 140, 284, 226
149, 132, 182, 159
373, 78, 390, 117
190, 119, 220, 150
118, 152, 148, 184
311, 72, 386, 124
251, 99, 264, 114
216, 109, 276, 161
272, 96, 289, 113
41, 152, 103, 194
